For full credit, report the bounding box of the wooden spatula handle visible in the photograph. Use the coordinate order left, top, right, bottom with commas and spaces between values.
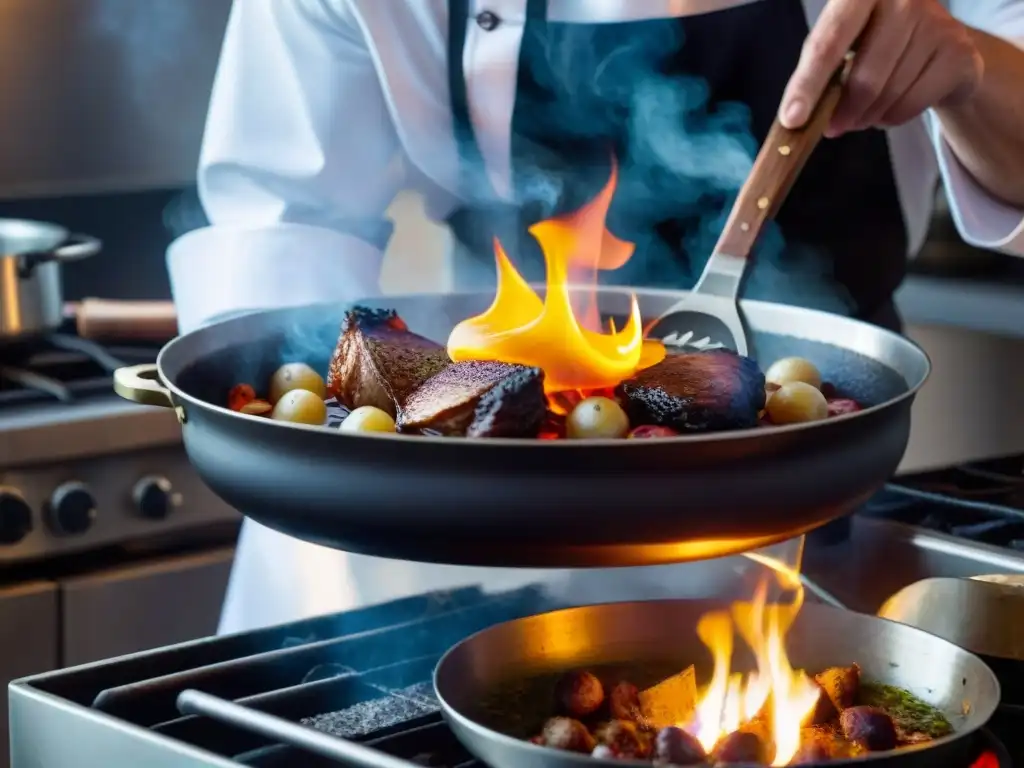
713, 54, 854, 260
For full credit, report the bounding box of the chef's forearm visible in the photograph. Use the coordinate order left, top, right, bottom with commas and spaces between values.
935, 28, 1024, 207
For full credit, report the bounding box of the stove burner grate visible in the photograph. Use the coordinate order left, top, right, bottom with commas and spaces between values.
0, 333, 158, 406
865, 472, 1024, 551
53, 583, 1013, 768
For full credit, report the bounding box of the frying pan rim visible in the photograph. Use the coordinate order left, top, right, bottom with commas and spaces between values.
155, 286, 932, 448
431, 599, 1000, 766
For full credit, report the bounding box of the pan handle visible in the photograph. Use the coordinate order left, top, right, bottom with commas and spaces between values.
53, 233, 102, 262
113, 364, 174, 409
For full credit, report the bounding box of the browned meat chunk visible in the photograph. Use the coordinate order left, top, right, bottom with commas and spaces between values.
712, 730, 769, 764
326, 307, 450, 416
608, 681, 642, 723
398, 361, 546, 437
815, 664, 861, 711
555, 671, 604, 719
840, 706, 898, 752
538, 717, 595, 753
803, 681, 839, 726
792, 726, 863, 763
617, 350, 766, 432
593, 720, 650, 758
654, 726, 706, 765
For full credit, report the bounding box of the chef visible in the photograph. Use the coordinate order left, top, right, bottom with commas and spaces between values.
169, 0, 1024, 634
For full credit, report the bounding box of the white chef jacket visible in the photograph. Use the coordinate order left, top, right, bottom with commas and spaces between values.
166, 0, 1024, 635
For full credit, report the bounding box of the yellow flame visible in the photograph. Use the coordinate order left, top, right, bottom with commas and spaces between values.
687, 568, 821, 766
446, 159, 665, 393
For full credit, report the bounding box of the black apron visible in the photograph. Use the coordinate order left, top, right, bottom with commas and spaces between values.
445, 0, 907, 331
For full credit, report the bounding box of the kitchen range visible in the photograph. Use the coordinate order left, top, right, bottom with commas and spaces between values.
0, 283, 240, 766
10, 226, 1024, 768
10, 468, 1024, 768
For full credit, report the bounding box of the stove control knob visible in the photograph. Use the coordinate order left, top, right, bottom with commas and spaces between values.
0, 488, 33, 545
133, 476, 175, 520
46, 482, 97, 536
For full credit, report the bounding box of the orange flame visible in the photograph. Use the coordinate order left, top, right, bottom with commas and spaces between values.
688, 568, 821, 766
446, 159, 665, 393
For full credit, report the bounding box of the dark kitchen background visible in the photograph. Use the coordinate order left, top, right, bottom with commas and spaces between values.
2, 2, 1024, 768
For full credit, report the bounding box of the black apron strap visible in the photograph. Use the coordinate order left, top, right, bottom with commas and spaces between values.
448, 0, 548, 198
447, 0, 475, 158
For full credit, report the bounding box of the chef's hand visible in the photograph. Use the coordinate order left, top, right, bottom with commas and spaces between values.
779, 0, 983, 136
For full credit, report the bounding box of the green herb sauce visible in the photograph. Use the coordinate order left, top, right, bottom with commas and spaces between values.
858, 682, 953, 738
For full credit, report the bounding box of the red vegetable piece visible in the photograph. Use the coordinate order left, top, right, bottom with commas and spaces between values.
628, 425, 679, 439
228, 384, 257, 412
827, 398, 863, 418
240, 399, 273, 416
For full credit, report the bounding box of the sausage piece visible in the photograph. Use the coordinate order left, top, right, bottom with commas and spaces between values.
608, 681, 643, 723
555, 671, 605, 718
840, 706, 898, 752
712, 730, 769, 764
654, 726, 706, 765
538, 717, 596, 753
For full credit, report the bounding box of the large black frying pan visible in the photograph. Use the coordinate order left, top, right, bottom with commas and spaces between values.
112, 286, 929, 567
434, 599, 999, 768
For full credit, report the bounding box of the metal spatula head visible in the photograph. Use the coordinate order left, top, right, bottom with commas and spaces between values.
647, 56, 854, 356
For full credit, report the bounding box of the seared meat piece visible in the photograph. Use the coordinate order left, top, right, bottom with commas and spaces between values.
654, 726, 706, 765
841, 706, 898, 751
815, 664, 861, 711
793, 726, 864, 763
327, 307, 450, 416
803, 681, 840, 726
538, 717, 595, 753
617, 350, 765, 433
712, 730, 768, 764
467, 366, 548, 438
608, 681, 642, 723
555, 671, 605, 719
398, 361, 546, 437
593, 720, 650, 758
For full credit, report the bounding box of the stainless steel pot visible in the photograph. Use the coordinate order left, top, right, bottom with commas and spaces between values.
0, 218, 102, 340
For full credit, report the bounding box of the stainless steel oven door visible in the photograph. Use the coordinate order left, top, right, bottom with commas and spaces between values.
59, 546, 233, 667
0, 582, 59, 768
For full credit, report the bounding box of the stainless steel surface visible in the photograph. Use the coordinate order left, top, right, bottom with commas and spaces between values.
658, 249, 750, 354
0, 582, 58, 768
0, 0, 232, 198
0, 219, 101, 339
0, 435, 239, 563
803, 516, 1024, 615
879, 577, 1024, 662
112, 287, 929, 567
0, 397, 186, 466
61, 547, 233, 666
434, 600, 998, 768
9, 516, 1024, 768
0, 546, 233, 768
898, 323, 1024, 474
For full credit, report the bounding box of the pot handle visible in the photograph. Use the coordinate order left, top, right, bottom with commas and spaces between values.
17, 233, 103, 276
113, 364, 174, 409
54, 233, 102, 262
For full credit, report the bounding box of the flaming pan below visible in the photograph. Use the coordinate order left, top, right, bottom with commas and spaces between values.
113, 286, 929, 567
434, 599, 999, 768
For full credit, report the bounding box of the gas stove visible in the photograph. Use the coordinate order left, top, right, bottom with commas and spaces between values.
0, 332, 238, 563
11, 469, 1024, 768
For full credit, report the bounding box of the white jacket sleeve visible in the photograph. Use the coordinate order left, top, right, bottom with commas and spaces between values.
931, 0, 1024, 257
168, 0, 404, 334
